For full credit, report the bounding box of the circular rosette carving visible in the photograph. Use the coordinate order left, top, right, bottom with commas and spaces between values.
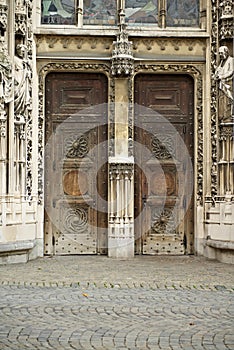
151, 208, 176, 235
151, 135, 175, 159
66, 135, 89, 158
63, 207, 88, 234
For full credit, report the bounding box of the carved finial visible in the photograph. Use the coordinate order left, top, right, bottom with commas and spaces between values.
111, 9, 134, 77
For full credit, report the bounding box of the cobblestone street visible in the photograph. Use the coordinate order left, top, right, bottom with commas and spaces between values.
0, 255, 233, 349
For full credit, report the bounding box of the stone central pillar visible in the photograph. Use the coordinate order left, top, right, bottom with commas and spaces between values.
108, 14, 135, 258
108, 81, 134, 258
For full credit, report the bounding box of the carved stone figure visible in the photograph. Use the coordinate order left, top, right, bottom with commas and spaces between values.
14, 44, 31, 121
214, 45, 234, 119
0, 42, 12, 115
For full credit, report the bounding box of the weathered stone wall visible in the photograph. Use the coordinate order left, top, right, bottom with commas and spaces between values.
0, 0, 40, 263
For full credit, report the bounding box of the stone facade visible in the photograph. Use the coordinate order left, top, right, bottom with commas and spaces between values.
0, 0, 233, 263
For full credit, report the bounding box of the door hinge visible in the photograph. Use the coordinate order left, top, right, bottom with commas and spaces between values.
52, 235, 55, 246
183, 126, 186, 134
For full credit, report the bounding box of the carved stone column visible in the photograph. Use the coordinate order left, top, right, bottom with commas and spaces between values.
205, 1, 234, 260
13, 0, 33, 198
108, 160, 134, 258
0, 5, 12, 196
14, 117, 26, 193
219, 124, 234, 195
0, 113, 7, 196
215, 48, 233, 198
109, 10, 135, 258
212, 0, 234, 199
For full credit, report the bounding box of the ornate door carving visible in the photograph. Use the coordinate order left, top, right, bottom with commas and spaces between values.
44, 73, 108, 255
134, 74, 194, 255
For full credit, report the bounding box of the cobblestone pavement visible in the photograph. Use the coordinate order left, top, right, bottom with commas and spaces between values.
0, 255, 233, 349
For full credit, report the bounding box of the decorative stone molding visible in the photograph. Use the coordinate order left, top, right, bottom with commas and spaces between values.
75, 38, 83, 49
38, 61, 110, 204
109, 77, 115, 157
220, 124, 234, 140
156, 39, 167, 51
60, 37, 72, 49
210, 0, 219, 198
36, 35, 113, 52
15, 0, 26, 14
171, 40, 181, 51
131, 38, 205, 54
219, 0, 234, 40
45, 36, 59, 49
0, 4, 7, 31
0, 114, 6, 137
134, 63, 203, 205
144, 40, 154, 51
128, 77, 133, 157
15, 13, 27, 36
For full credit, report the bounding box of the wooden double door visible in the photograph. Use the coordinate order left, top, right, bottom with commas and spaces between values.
44, 73, 194, 255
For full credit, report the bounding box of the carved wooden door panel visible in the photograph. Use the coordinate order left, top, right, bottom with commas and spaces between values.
44, 73, 108, 255
134, 74, 194, 255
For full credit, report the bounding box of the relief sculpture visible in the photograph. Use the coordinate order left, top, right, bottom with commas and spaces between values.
66, 135, 89, 158
214, 45, 234, 120
0, 42, 12, 117
151, 135, 175, 159
14, 44, 31, 122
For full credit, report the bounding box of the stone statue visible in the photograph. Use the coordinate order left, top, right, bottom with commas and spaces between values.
0, 42, 12, 116
14, 43, 31, 122
214, 45, 234, 119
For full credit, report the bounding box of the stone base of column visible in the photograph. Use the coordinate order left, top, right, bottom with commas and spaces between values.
204, 196, 234, 264
108, 224, 134, 259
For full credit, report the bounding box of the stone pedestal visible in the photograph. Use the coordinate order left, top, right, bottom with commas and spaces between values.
108, 158, 134, 258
